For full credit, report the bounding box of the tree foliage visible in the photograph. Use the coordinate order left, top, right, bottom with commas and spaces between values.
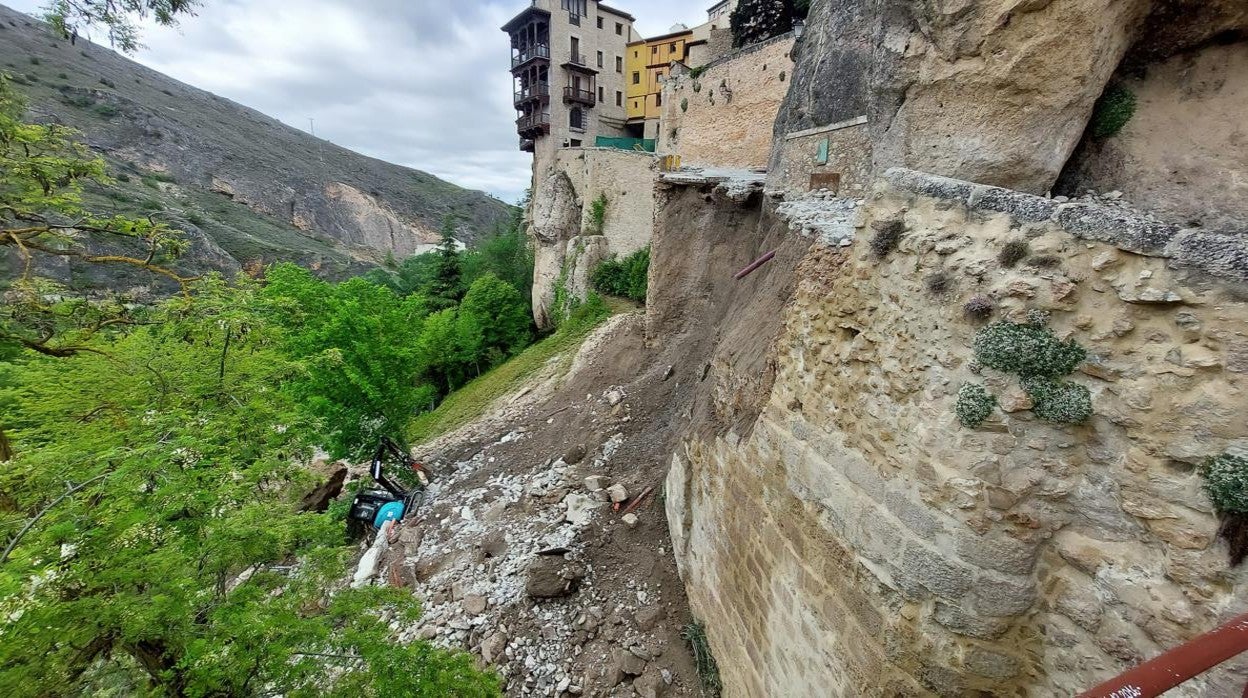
44, 0, 200, 54
427, 216, 464, 311
0, 278, 499, 696
1, 76, 193, 358
729, 0, 807, 48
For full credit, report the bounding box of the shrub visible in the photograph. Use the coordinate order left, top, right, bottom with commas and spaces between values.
680, 97, 688, 112
869, 220, 905, 259
62, 92, 94, 108
688, 65, 708, 80
998, 239, 1030, 268
91, 103, 119, 118
185, 211, 206, 226
955, 384, 997, 427
963, 296, 995, 321
591, 246, 650, 303
1090, 85, 1137, 139
57, 72, 68, 79
28, 56, 39, 65
98, 77, 116, 88
973, 320, 1087, 378
115, 173, 130, 182
1203, 453, 1248, 566
1203, 454, 1248, 516
588, 193, 608, 235
1028, 254, 1061, 269
925, 270, 954, 296
1021, 376, 1092, 424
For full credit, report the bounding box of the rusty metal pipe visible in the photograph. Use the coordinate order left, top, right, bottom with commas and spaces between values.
734, 250, 777, 280
1077, 613, 1248, 698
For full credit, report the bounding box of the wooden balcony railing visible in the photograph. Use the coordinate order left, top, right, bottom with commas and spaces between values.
510, 44, 550, 68
514, 83, 550, 105
563, 87, 595, 106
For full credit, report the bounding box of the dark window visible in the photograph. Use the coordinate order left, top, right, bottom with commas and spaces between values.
669, 43, 677, 54
616, 22, 623, 35
598, 86, 604, 102
616, 56, 623, 72
570, 138, 582, 147
616, 91, 623, 106
632, 71, 640, 85
633, 50, 639, 58
597, 51, 603, 68
597, 16, 603, 29
570, 107, 585, 130
656, 92, 662, 107
651, 46, 657, 55
570, 37, 579, 58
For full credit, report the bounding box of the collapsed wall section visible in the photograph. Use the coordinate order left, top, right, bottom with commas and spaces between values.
666, 171, 1248, 696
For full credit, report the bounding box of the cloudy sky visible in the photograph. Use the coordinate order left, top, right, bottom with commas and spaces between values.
6, 0, 712, 203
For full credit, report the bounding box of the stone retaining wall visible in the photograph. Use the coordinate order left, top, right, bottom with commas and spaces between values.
667, 171, 1248, 696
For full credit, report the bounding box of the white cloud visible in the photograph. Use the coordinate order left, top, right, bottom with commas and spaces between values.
4, 0, 716, 202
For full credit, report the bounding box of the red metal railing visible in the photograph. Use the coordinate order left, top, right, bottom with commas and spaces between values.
1078, 613, 1248, 697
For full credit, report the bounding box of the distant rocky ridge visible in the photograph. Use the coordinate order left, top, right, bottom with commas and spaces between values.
0, 3, 513, 285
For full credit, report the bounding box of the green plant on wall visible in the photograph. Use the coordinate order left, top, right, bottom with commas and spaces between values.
1090, 84, 1137, 139
955, 384, 997, 428
681, 97, 688, 113
588, 193, 608, 235
957, 313, 1092, 427
591, 246, 650, 303
1202, 452, 1248, 566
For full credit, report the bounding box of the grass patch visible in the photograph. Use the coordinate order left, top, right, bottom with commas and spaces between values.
1090, 85, 1137, 139
682, 621, 723, 697
406, 299, 624, 444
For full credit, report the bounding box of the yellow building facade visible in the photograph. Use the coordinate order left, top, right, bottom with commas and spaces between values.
625, 29, 696, 128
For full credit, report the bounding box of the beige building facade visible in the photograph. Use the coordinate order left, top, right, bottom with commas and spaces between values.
504, 0, 639, 166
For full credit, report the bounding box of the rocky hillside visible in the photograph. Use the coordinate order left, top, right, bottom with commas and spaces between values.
0, 4, 513, 284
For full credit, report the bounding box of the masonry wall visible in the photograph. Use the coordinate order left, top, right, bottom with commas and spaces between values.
666, 171, 1248, 696
658, 35, 796, 169
529, 148, 659, 327
766, 117, 872, 197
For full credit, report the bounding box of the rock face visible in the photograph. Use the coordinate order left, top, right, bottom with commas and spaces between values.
666, 173, 1248, 695
776, 0, 1248, 196
0, 4, 512, 283
1057, 42, 1248, 233
528, 149, 659, 328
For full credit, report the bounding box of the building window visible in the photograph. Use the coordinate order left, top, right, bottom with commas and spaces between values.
632, 71, 640, 85
616, 56, 623, 72
616, 91, 623, 106
633, 100, 639, 109
597, 16, 603, 29
656, 92, 662, 107
570, 139, 582, 147
597, 50, 603, 68
570, 36, 579, 61
633, 50, 639, 58
598, 86, 604, 102
570, 107, 585, 130
616, 23, 623, 35
669, 43, 677, 54
652, 46, 658, 56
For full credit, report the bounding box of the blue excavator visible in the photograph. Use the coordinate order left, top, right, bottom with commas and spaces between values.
346, 437, 429, 538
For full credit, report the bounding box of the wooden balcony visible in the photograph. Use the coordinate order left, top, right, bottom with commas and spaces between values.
511, 44, 550, 70
516, 113, 551, 138
514, 83, 550, 106
562, 53, 597, 74
563, 87, 596, 106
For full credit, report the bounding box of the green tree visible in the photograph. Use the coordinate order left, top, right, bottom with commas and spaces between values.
0, 279, 498, 696
0, 76, 192, 358
44, 0, 200, 54
417, 308, 471, 393
427, 216, 464, 310
261, 264, 430, 459
730, 0, 802, 48
459, 274, 533, 360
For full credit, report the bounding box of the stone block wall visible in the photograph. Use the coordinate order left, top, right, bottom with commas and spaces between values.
658, 35, 796, 170
667, 171, 1248, 695
528, 148, 659, 327
766, 117, 872, 198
